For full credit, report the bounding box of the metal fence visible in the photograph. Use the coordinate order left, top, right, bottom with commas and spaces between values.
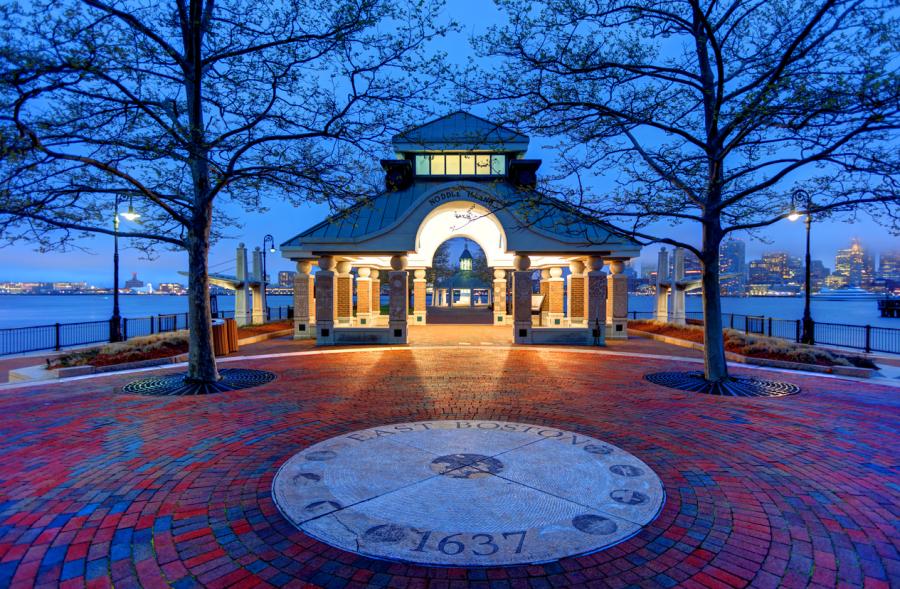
0, 306, 293, 357
629, 310, 900, 355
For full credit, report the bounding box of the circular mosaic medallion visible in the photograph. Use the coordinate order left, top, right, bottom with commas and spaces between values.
272, 420, 665, 566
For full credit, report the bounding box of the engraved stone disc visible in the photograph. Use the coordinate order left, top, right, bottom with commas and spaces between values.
272, 420, 665, 566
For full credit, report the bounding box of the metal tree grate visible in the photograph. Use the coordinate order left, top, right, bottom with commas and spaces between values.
644, 371, 800, 397
120, 368, 276, 396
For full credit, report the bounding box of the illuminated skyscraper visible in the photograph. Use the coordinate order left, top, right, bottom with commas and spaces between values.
833, 238, 874, 287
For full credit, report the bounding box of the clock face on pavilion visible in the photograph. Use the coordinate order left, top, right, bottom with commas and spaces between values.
272, 420, 664, 566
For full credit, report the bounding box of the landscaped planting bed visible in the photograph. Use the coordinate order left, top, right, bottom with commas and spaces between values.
630, 320, 877, 369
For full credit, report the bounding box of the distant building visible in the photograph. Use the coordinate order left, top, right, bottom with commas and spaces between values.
124, 272, 145, 290
879, 251, 900, 282
720, 238, 746, 295
833, 238, 874, 287
158, 282, 187, 295
278, 270, 296, 288
747, 252, 803, 294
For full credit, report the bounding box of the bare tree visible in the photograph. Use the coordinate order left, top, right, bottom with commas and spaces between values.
466, 0, 899, 382
0, 0, 450, 383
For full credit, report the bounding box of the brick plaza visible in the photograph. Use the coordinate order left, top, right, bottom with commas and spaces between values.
0, 337, 897, 588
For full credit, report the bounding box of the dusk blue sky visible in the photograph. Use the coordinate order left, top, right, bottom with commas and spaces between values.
0, 1, 895, 287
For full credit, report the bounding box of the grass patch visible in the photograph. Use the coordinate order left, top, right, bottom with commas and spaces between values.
630, 320, 877, 369
49, 332, 189, 369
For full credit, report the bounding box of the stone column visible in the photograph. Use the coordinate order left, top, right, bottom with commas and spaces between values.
315, 256, 335, 344
539, 269, 550, 325
251, 247, 267, 324
292, 260, 315, 339
388, 255, 408, 343
586, 256, 607, 346
493, 269, 508, 325
335, 261, 353, 325
655, 248, 669, 322
547, 266, 565, 326
513, 255, 533, 343
412, 269, 427, 325
234, 243, 252, 326
671, 248, 686, 325
371, 270, 381, 324
567, 260, 586, 326
606, 259, 628, 338
356, 267, 373, 326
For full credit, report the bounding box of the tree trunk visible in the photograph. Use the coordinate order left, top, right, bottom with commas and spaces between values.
700, 223, 728, 382
185, 227, 219, 383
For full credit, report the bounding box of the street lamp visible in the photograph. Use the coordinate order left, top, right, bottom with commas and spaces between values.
262, 234, 275, 291
789, 189, 814, 345
110, 195, 141, 342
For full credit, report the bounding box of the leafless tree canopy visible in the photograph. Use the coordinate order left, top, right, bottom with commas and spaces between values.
0, 0, 450, 250
467, 0, 899, 253
464, 0, 898, 381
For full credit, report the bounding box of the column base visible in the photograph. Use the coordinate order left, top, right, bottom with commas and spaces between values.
493, 314, 512, 326
293, 319, 315, 339
389, 320, 408, 344
235, 313, 251, 327
355, 313, 374, 326
412, 312, 426, 325
316, 320, 335, 345
514, 321, 532, 343
607, 319, 628, 339
546, 313, 565, 327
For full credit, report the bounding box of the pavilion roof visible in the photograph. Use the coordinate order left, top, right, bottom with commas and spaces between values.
392, 111, 529, 153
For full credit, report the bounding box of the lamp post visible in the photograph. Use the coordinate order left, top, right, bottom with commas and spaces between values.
110, 196, 141, 342
789, 189, 814, 345
262, 234, 275, 291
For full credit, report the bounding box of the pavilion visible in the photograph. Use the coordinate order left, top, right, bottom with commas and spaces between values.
279, 112, 640, 346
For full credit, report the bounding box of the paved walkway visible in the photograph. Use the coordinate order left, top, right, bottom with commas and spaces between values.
0, 335, 897, 588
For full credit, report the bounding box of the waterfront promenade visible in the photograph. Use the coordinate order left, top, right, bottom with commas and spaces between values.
0, 330, 897, 588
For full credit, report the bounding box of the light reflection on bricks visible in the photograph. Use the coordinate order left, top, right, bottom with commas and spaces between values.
0, 346, 897, 588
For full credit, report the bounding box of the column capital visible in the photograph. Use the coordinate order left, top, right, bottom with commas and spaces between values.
296, 260, 313, 274
390, 254, 408, 271
335, 260, 352, 275
513, 254, 531, 271
606, 259, 626, 275
318, 255, 335, 272
414, 268, 427, 280
357, 266, 372, 279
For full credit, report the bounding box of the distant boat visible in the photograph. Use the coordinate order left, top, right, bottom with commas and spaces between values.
812, 286, 883, 301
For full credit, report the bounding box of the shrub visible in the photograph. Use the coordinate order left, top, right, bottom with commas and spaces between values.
49, 331, 189, 369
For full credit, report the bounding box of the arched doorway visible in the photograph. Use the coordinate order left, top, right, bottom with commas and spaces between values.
428, 237, 494, 324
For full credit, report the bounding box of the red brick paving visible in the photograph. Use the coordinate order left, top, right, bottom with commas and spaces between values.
0, 343, 897, 588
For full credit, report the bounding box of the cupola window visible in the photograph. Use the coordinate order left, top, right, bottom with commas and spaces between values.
414, 154, 506, 176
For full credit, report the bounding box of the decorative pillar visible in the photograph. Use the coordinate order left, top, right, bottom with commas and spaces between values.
586, 256, 607, 346
234, 243, 252, 327
371, 270, 381, 323
251, 247, 267, 324
539, 269, 550, 325
547, 266, 565, 326
388, 255, 409, 343
513, 255, 532, 343
335, 261, 353, 325
292, 260, 315, 339
656, 248, 669, 322
315, 256, 335, 344
567, 260, 586, 326
356, 267, 373, 326
413, 269, 427, 324
671, 248, 686, 325
606, 259, 628, 338
493, 269, 508, 325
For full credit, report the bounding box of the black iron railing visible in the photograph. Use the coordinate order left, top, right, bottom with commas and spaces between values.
0, 305, 293, 357
628, 310, 900, 354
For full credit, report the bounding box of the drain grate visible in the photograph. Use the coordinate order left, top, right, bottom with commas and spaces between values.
121, 368, 276, 396
645, 371, 799, 397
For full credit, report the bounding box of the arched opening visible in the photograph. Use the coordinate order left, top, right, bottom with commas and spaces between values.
428, 237, 494, 324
